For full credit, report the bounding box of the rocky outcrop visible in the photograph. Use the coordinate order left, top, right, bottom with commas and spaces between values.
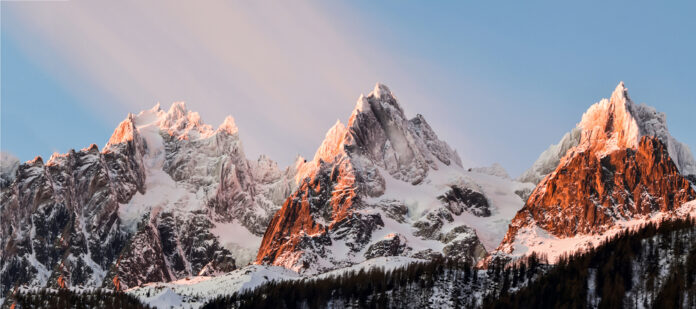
0, 103, 295, 297
255, 157, 379, 272
106, 104, 296, 289
438, 185, 491, 217
364, 234, 411, 259
0, 153, 19, 189
256, 83, 492, 274
499, 83, 696, 258
501, 137, 695, 249
105, 210, 235, 290
345, 84, 461, 185
0, 115, 145, 297
519, 82, 696, 185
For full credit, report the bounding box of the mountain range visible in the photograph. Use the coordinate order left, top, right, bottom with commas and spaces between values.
1, 82, 695, 308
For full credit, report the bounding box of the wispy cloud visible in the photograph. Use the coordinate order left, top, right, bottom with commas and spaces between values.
2, 1, 447, 165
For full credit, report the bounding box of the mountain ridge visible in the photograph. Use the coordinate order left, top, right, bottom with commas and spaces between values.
255, 83, 530, 274
498, 83, 696, 263
0, 101, 297, 298
2, 81, 696, 308
519, 82, 696, 185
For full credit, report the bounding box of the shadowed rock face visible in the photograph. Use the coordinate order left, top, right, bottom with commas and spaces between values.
438, 186, 491, 217
1, 104, 295, 296
105, 210, 236, 290
255, 157, 376, 271
364, 233, 411, 259
0, 118, 145, 297
255, 84, 483, 274
501, 136, 696, 248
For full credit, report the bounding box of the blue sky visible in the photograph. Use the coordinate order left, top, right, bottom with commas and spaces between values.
2, 1, 695, 177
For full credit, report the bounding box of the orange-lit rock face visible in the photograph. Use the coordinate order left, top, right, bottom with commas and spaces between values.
57, 275, 67, 289
106, 114, 138, 147
575, 82, 641, 157
256, 157, 360, 267
112, 275, 120, 291
519, 82, 696, 186
502, 136, 695, 247
255, 84, 468, 273
255, 115, 379, 271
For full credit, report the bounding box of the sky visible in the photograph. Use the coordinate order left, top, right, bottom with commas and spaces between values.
2, 1, 695, 177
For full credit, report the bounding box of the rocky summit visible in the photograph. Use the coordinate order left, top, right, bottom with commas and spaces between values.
0, 102, 297, 297
256, 83, 529, 274
2, 82, 696, 309
497, 83, 696, 261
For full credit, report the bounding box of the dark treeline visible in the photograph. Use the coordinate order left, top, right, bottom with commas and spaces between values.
8, 288, 149, 309
484, 216, 696, 309
202, 254, 548, 308
204, 258, 465, 309
204, 216, 696, 309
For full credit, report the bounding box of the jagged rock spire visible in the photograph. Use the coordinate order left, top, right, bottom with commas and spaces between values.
520, 81, 696, 184
106, 113, 139, 149
576, 81, 641, 157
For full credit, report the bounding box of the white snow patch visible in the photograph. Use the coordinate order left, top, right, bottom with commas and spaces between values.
128, 256, 424, 308
128, 265, 300, 308
147, 288, 184, 309
470, 163, 510, 179
315, 256, 425, 279
366, 161, 532, 252
211, 221, 262, 266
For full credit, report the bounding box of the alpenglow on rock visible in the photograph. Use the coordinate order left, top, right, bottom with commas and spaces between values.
256, 83, 532, 274
498, 83, 696, 262
519, 82, 696, 185
0, 102, 297, 298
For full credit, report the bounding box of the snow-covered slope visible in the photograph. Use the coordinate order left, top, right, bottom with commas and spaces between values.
0, 102, 297, 299
127, 264, 300, 308
498, 200, 696, 263
127, 256, 423, 309
256, 83, 533, 275
470, 163, 511, 179
107, 103, 299, 289
519, 82, 696, 184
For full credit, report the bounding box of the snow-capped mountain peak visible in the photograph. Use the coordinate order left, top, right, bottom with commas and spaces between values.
371, 82, 395, 100
0, 101, 299, 297
107, 102, 242, 143
350, 83, 400, 119
105, 113, 141, 150
159, 102, 214, 140
256, 83, 530, 275
313, 119, 347, 164
519, 82, 696, 184
501, 82, 696, 263
218, 116, 239, 136
575, 81, 640, 157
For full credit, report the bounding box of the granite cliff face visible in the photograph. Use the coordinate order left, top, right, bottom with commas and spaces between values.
256, 84, 529, 274
519, 82, 696, 185
502, 137, 695, 246
0, 103, 296, 297
0, 117, 145, 296
6, 80, 694, 307
498, 83, 696, 260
